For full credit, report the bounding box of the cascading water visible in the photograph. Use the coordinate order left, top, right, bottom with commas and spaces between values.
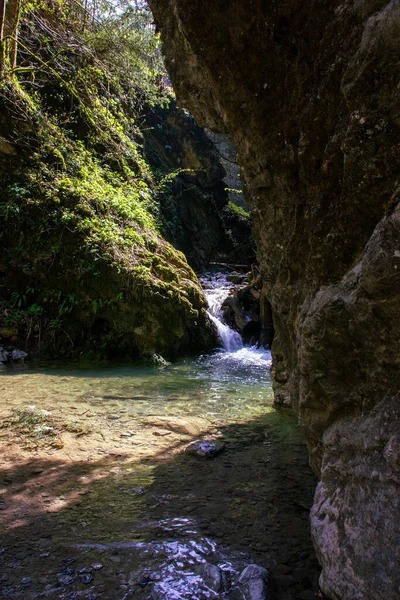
201, 272, 244, 352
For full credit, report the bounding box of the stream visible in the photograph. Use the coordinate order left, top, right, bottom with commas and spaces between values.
0, 274, 319, 600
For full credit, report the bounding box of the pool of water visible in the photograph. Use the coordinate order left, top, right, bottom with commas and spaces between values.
0, 346, 273, 420
0, 275, 319, 599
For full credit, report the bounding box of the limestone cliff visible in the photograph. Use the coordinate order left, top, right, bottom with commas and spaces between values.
148, 0, 400, 598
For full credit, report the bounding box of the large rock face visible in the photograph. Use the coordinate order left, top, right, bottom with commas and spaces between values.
148, 1, 400, 598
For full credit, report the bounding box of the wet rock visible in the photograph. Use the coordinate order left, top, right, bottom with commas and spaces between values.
185, 439, 225, 458
195, 562, 226, 592
142, 416, 210, 437
226, 273, 245, 284
11, 349, 28, 361
20, 577, 32, 587
58, 574, 75, 585
0, 349, 8, 362
238, 564, 269, 600
126, 487, 145, 495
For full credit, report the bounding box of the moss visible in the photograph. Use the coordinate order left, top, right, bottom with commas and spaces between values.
0, 78, 215, 358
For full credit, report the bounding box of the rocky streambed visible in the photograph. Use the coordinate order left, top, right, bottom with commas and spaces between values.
0, 358, 319, 600
0, 276, 319, 599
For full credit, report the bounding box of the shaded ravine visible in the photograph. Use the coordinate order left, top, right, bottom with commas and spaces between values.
0, 275, 319, 599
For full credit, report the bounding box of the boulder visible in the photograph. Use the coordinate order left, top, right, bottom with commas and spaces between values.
238, 564, 269, 600
11, 349, 28, 361
195, 563, 226, 592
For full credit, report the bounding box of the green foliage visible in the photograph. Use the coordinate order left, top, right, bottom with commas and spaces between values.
225, 200, 251, 223
0, 0, 210, 358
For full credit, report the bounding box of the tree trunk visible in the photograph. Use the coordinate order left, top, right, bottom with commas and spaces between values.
4, 0, 21, 69
0, 0, 6, 75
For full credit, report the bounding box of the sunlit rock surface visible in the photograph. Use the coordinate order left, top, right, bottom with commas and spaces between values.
148, 1, 400, 598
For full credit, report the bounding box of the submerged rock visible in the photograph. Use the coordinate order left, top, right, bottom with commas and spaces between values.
185, 439, 225, 458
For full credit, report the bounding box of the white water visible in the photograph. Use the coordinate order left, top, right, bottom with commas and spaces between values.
200, 272, 270, 369
201, 272, 244, 352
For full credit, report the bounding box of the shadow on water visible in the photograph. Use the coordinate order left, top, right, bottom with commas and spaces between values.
0, 411, 320, 600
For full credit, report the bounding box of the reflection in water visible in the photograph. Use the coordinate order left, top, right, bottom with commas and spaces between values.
0, 274, 319, 599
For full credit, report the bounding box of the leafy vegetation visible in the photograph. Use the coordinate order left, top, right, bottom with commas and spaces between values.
0, 0, 215, 358
225, 200, 251, 224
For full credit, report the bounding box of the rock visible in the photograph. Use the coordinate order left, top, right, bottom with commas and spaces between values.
152, 429, 172, 437
58, 574, 75, 585
195, 563, 226, 592
226, 273, 245, 284
142, 416, 210, 437
148, 1, 400, 599
0, 350, 8, 362
238, 564, 269, 600
185, 439, 225, 458
0, 327, 18, 338
11, 349, 28, 361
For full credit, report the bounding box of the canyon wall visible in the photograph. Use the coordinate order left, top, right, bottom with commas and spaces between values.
148, 1, 400, 598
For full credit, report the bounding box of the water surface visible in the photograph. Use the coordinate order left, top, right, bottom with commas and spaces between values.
0, 275, 319, 599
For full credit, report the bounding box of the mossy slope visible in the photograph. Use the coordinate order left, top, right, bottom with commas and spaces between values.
0, 9, 216, 358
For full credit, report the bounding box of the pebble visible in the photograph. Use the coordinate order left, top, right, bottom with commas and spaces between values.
20, 577, 32, 587
58, 574, 75, 585
126, 487, 144, 495
186, 440, 225, 458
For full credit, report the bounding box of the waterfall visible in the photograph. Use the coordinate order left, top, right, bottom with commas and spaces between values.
200, 273, 244, 352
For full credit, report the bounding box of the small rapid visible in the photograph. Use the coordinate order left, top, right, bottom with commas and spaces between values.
201, 272, 244, 352
201, 271, 270, 365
